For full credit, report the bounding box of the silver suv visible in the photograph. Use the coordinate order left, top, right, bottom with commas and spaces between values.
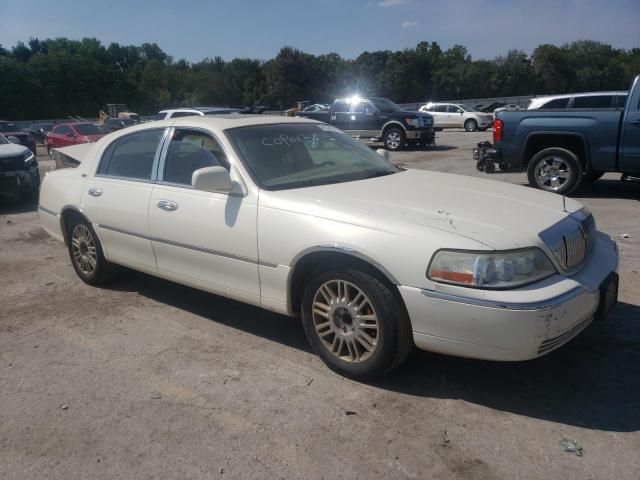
419, 103, 493, 132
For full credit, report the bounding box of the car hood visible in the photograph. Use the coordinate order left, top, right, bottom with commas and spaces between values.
0, 143, 30, 157
266, 169, 583, 250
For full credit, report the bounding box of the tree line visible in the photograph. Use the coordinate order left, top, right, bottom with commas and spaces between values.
0, 37, 638, 120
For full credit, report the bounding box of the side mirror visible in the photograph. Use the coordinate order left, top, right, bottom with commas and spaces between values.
376, 148, 390, 160
7, 136, 20, 144
192, 166, 233, 193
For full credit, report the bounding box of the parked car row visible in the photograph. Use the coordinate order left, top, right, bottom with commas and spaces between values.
419, 103, 493, 132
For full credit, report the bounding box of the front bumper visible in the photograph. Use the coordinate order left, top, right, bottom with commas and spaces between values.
399, 233, 618, 361
0, 169, 39, 196
406, 128, 435, 142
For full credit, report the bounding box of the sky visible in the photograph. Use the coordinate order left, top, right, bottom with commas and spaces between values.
1, 0, 639, 61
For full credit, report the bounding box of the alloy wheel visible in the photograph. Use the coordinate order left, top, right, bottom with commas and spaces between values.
534, 156, 573, 191
311, 279, 380, 363
385, 131, 402, 150
71, 224, 97, 276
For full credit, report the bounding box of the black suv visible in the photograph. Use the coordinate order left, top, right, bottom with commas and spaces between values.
0, 134, 39, 202
0, 121, 37, 155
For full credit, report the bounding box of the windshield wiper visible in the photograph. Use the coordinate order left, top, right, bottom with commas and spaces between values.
365, 170, 396, 179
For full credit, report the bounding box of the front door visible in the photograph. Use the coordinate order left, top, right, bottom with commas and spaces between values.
148, 128, 260, 302
620, 89, 640, 173
82, 128, 166, 271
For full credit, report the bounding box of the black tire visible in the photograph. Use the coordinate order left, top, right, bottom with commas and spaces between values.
527, 147, 582, 195
383, 128, 406, 151
499, 162, 510, 172
47, 145, 55, 162
583, 170, 605, 183
478, 127, 488, 132
464, 119, 478, 132
476, 161, 485, 171
484, 160, 495, 173
66, 216, 119, 286
301, 267, 413, 379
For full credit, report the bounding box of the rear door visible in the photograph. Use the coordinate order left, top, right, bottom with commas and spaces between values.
620, 82, 640, 173
429, 105, 449, 127
447, 105, 465, 127
82, 128, 167, 271
330, 100, 352, 132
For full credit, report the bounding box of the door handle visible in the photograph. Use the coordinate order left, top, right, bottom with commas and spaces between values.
88, 188, 102, 197
157, 199, 178, 211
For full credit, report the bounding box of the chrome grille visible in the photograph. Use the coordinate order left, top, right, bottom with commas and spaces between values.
542, 213, 594, 271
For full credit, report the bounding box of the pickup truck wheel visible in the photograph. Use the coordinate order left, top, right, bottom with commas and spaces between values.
464, 119, 478, 132
527, 148, 581, 194
301, 268, 413, 379
384, 128, 405, 151
47, 145, 55, 161
67, 218, 119, 286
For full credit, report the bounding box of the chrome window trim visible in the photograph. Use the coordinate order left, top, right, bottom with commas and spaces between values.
95, 127, 169, 183
38, 205, 59, 217
419, 286, 584, 311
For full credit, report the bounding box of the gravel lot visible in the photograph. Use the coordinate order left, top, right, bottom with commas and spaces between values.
1, 134, 639, 479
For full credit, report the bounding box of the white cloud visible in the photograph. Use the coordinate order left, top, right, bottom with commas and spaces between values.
378, 0, 408, 7
401, 20, 417, 29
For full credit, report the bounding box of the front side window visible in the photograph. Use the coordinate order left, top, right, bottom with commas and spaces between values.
163, 130, 230, 186
227, 123, 399, 191
448, 105, 463, 113
97, 129, 164, 180
369, 98, 403, 113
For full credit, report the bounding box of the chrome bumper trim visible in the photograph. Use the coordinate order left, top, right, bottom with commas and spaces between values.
419, 286, 584, 311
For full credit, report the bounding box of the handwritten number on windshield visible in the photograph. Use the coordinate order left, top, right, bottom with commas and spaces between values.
262, 133, 319, 148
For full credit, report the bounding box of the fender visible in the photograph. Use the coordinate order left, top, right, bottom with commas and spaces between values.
521, 131, 591, 170
380, 120, 406, 133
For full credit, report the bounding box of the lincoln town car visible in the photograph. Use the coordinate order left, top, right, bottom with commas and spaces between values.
38, 115, 619, 378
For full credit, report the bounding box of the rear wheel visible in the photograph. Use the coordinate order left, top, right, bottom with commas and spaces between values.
527, 147, 581, 194
383, 128, 406, 151
66, 217, 119, 286
301, 267, 413, 379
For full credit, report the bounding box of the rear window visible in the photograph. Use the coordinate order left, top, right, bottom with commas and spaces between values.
97, 129, 163, 180
75, 124, 102, 135
572, 95, 614, 109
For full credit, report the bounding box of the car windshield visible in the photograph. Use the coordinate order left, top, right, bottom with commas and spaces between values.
227, 123, 400, 190
0, 122, 19, 133
74, 124, 102, 135
369, 98, 403, 113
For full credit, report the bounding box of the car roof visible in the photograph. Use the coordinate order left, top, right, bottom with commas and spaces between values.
111, 114, 320, 136
531, 91, 628, 104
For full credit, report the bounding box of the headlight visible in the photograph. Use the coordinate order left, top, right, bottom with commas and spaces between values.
427, 248, 556, 289
23, 151, 35, 163
405, 118, 420, 127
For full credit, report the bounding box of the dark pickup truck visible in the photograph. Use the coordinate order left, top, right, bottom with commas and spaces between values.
476, 75, 640, 194
297, 97, 435, 151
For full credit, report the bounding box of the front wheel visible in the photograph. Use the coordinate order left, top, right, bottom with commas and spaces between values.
464, 119, 478, 132
301, 268, 413, 379
383, 128, 406, 151
67, 217, 119, 286
527, 147, 581, 194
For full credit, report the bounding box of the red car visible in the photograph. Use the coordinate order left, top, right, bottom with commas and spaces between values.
46, 123, 107, 160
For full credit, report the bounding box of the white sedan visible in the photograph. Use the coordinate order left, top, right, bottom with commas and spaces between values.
39, 115, 619, 378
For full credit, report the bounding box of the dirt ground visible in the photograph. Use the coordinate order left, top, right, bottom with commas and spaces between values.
1, 135, 639, 480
